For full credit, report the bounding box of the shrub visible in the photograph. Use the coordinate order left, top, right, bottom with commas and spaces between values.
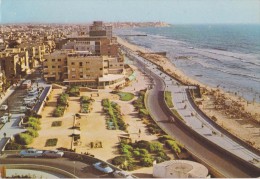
45, 138, 58, 147
112, 156, 128, 165
158, 135, 173, 143
140, 156, 154, 167
139, 108, 149, 118
158, 151, 170, 161
17, 133, 33, 145
133, 150, 141, 158
53, 106, 65, 117
5, 142, 27, 150
51, 121, 62, 127
134, 140, 150, 150
138, 148, 149, 158
149, 141, 163, 153
28, 117, 41, 125
165, 140, 182, 154
67, 86, 80, 97
102, 99, 110, 108
27, 121, 41, 130
57, 93, 68, 106
25, 128, 39, 137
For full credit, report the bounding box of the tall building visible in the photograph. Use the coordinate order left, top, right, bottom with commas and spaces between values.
43, 21, 125, 89
89, 21, 112, 40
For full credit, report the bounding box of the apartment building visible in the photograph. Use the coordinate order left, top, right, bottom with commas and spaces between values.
89, 21, 112, 40
43, 50, 124, 88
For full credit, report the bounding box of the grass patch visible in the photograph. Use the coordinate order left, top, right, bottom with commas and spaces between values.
102, 99, 126, 131
51, 121, 62, 127
117, 92, 134, 101
45, 138, 58, 147
165, 91, 174, 108
171, 109, 183, 120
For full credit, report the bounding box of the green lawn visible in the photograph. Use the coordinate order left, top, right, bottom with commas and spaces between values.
117, 92, 135, 101
165, 91, 174, 108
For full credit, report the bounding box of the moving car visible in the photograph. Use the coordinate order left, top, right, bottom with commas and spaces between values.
0, 105, 8, 111
43, 150, 64, 158
113, 171, 133, 178
93, 162, 114, 174
19, 149, 43, 158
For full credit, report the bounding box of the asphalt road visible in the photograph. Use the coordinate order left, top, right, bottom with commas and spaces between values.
134, 55, 260, 177
0, 155, 113, 178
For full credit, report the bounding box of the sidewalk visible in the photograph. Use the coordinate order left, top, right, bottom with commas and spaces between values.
0, 86, 17, 106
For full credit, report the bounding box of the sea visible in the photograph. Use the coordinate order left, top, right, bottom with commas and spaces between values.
115, 24, 260, 103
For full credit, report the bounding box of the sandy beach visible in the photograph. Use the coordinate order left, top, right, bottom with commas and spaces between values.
117, 36, 260, 150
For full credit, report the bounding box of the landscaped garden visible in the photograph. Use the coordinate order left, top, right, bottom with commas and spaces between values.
53, 93, 68, 117
112, 135, 185, 171
66, 85, 80, 97
102, 98, 126, 131
113, 91, 135, 101
80, 96, 94, 113
5, 115, 42, 149
133, 89, 164, 134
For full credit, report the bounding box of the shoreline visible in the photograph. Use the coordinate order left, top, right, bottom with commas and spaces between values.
117, 36, 260, 150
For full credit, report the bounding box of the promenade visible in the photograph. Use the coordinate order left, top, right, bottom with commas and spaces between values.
124, 47, 260, 177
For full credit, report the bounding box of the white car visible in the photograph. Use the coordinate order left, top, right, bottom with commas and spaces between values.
19, 149, 43, 158
0, 105, 8, 111
43, 150, 64, 158
113, 171, 133, 178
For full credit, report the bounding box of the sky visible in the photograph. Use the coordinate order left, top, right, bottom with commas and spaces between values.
0, 0, 260, 24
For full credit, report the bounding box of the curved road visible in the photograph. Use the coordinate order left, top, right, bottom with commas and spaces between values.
0, 155, 113, 178
131, 52, 260, 177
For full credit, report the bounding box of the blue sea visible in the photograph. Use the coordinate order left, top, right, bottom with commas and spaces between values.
115, 24, 260, 103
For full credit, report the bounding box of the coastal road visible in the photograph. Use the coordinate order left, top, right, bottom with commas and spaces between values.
128, 50, 260, 177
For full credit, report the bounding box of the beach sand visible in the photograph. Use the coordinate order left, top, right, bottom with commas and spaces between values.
118, 36, 260, 150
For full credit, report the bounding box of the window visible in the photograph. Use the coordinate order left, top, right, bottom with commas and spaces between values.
71, 68, 76, 72
86, 68, 90, 70
44, 66, 48, 68
72, 75, 76, 79
52, 66, 55, 68
79, 62, 83, 66
58, 59, 61, 62
100, 68, 103, 70
58, 66, 61, 68
52, 59, 55, 62
71, 62, 75, 65
80, 75, 83, 78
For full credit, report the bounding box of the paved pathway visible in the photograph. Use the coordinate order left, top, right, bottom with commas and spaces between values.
138, 53, 260, 167
123, 47, 260, 177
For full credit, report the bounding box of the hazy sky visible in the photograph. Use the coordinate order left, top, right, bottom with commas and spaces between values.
0, 0, 260, 24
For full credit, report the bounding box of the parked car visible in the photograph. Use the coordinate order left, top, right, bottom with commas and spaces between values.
20, 106, 31, 113
43, 150, 64, 158
93, 162, 114, 174
0, 105, 8, 111
113, 171, 133, 178
19, 149, 43, 158
0, 116, 8, 124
